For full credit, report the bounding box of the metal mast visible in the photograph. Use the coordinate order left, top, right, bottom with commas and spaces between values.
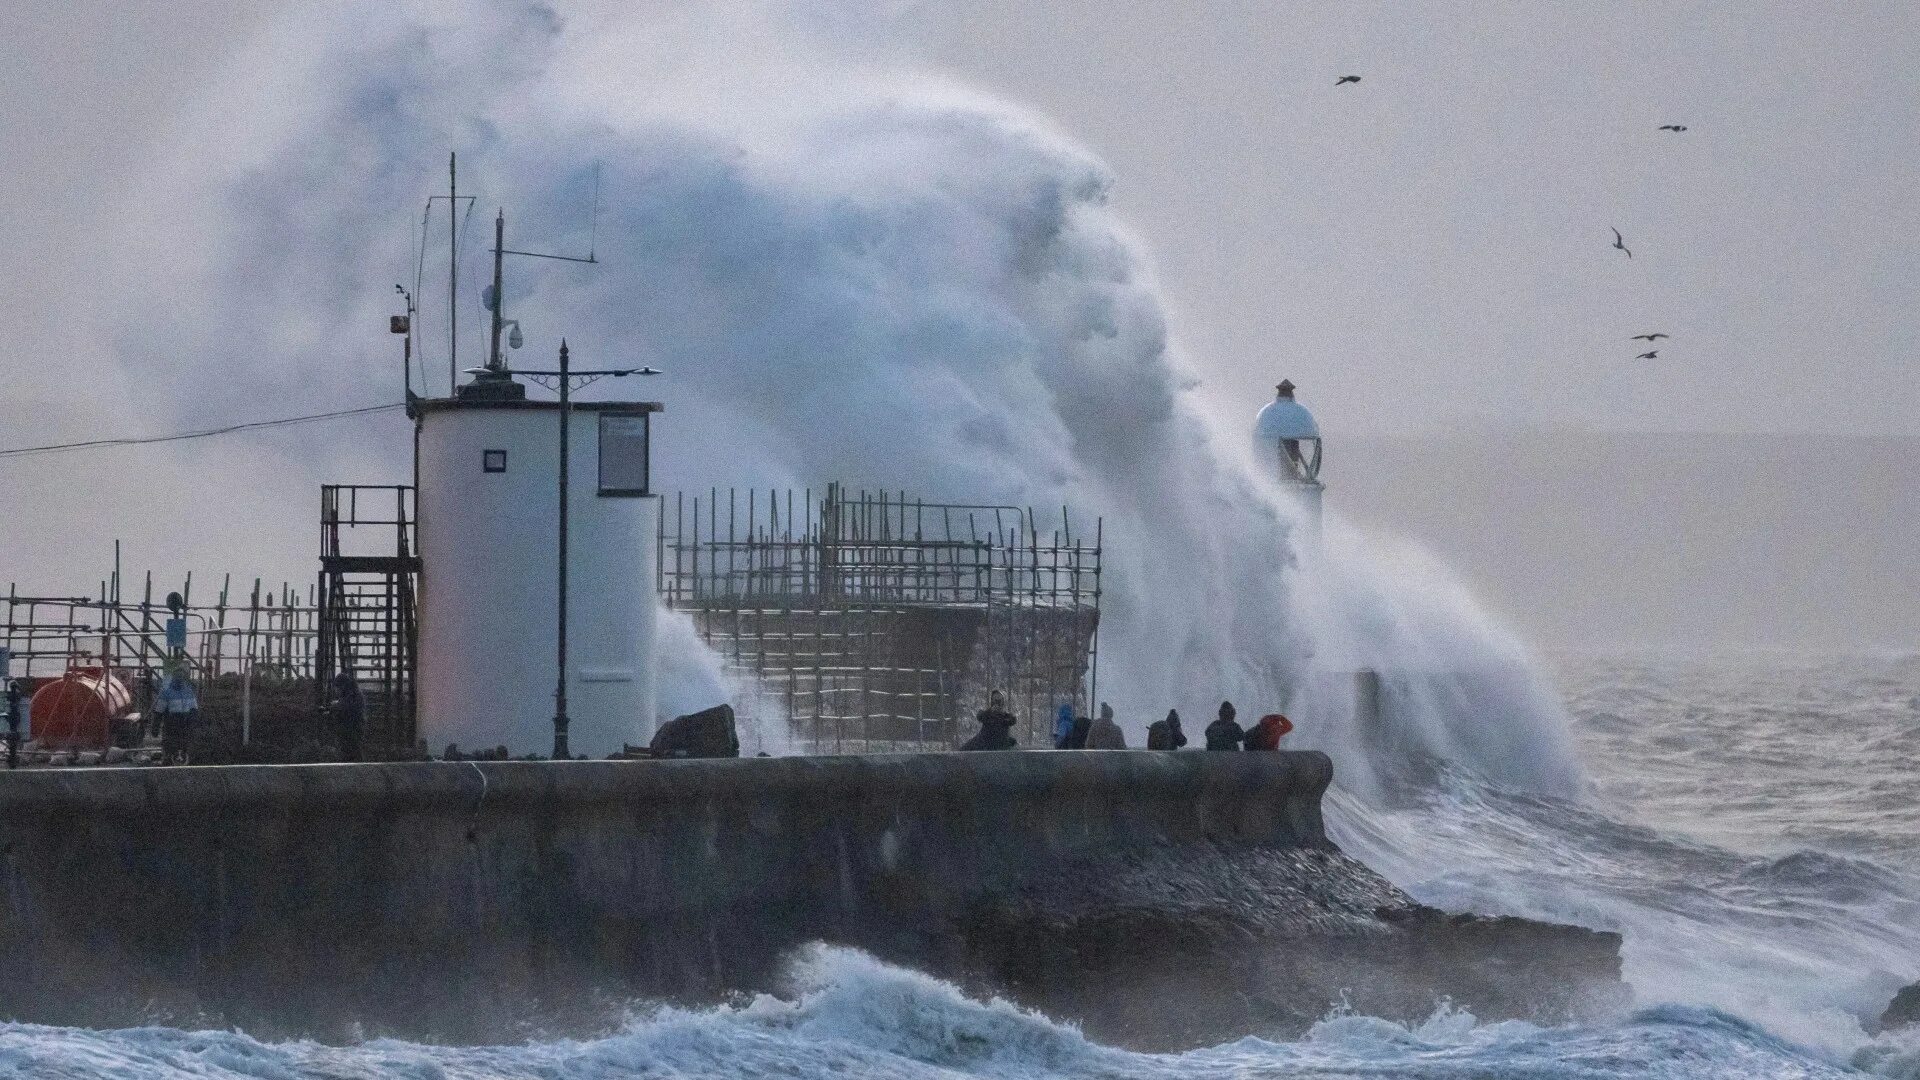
448, 152, 458, 394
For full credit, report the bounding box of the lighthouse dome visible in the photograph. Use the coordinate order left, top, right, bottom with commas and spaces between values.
1253, 381, 1318, 442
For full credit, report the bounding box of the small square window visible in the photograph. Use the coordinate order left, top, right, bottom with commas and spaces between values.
482, 449, 507, 473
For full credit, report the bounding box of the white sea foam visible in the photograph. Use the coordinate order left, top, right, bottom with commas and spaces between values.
0, 948, 1868, 1079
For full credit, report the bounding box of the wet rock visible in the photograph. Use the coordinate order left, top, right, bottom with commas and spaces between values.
649, 703, 740, 758
955, 839, 1626, 1049
1882, 982, 1920, 1030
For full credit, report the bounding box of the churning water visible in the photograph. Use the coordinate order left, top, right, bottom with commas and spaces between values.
7, 649, 1918, 1079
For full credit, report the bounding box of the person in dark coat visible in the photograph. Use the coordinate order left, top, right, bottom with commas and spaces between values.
330, 673, 366, 763
1146, 709, 1186, 750
5, 680, 22, 770
1204, 700, 1246, 751
962, 690, 1019, 751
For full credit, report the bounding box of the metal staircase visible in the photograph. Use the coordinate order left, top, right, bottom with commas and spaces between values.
316, 485, 420, 754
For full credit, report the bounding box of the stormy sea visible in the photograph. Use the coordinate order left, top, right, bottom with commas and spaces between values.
4, 648, 1915, 1079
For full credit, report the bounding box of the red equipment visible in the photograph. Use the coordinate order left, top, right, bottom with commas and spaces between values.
28, 667, 134, 750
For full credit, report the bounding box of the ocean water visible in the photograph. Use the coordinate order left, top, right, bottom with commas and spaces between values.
4, 648, 1918, 1079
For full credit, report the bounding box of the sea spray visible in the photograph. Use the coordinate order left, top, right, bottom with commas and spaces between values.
103, 0, 1588, 796
1269, 489, 1587, 800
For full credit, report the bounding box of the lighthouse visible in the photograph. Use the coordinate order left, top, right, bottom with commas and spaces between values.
1252, 379, 1323, 532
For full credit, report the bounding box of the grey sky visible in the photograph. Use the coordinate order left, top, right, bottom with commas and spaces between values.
914, 1, 1920, 438
1, 2, 1914, 647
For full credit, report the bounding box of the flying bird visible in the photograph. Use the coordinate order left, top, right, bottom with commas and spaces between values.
1611, 227, 1632, 258
1635, 350, 1660, 360
1631, 333, 1669, 341
1336, 75, 1362, 85
1658, 124, 1688, 132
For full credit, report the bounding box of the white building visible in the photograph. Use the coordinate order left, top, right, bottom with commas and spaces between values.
413, 369, 661, 757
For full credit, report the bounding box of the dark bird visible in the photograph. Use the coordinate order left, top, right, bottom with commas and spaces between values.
1336, 75, 1362, 85
1658, 124, 1688, 132
1635, 350, 1660, 360
1631, 333, 1670, 341
1611, 227, 1632, 258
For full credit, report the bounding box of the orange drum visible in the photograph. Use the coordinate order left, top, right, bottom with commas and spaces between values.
28, 667, 135, 749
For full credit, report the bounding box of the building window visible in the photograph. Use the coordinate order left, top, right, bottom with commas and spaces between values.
482, 449, 507, 473
597, 412, 650, 496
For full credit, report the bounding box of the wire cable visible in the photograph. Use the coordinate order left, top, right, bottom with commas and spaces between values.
0, 403, 405, 461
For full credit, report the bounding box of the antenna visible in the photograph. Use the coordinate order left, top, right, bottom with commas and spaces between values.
488, 205, 599, 373
448, 153, 457, 393
588, 163, 601, 263
422, 152, 476, 394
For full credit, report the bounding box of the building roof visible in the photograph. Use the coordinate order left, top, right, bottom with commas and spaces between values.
409, 396, 663, 417
1253, 388, 1318, 441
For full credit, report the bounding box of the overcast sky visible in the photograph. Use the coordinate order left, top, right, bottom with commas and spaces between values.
2, 2, 1914, 647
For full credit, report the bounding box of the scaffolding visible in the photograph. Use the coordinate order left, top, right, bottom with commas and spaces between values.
1, 483, 421, 758
659, 483, 1102, 752
3, 564, 322, 754
315, 484, 420, 753
3, 573, 318, 682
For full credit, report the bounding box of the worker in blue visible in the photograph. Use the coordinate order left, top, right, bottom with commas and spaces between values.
1052, 703, 1075, 748
153, 669, 199, 765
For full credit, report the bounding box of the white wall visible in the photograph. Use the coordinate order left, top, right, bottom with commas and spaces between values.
415, 405, 658, 757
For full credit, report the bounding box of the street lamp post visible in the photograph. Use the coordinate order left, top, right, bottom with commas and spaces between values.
554, 340, 571, 759
512, 344, 660, 760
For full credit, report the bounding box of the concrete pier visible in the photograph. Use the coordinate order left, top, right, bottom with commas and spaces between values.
0, 753, 1323, 1033
0, 751, 1617, 1047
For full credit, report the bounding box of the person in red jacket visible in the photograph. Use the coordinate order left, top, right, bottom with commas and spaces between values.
1245, 713, 1294, 751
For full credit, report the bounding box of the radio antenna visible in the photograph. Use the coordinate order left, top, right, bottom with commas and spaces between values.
423, 151, 476, 394
587, 162, 601, 263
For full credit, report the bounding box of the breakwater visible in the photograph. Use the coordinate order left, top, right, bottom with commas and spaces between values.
0, 752, 1618, 1047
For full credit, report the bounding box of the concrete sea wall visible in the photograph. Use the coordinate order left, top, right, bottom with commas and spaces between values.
0, 751, 1344, 1040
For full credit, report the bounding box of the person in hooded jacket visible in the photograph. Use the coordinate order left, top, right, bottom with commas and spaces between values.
1060, 714, 1092, 749
1051, 703, 1076, 749
1146, 709, 1186, 750
1204, 700, 1246, 750
962, 690, 1019, 751
1085, 702, 1126, 749
1245, 712, 1295, 751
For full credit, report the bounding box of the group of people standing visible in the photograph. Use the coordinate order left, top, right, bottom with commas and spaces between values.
961, 693, 1294, 752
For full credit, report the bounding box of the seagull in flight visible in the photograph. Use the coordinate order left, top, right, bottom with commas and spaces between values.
1631, 333, 1669, 341
1635, 350, 1660, 360
1612, 227, 1632, 258
1658, 124, 1688, 132
1336, 75, 1362, 85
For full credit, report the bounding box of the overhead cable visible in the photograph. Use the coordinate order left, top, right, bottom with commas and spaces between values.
0, 403, 405, 461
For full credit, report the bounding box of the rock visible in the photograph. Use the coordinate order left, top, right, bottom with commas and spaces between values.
961, 840, 1626, 1048
649, 704, 740, 759
1881, 982, 1920, 1030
